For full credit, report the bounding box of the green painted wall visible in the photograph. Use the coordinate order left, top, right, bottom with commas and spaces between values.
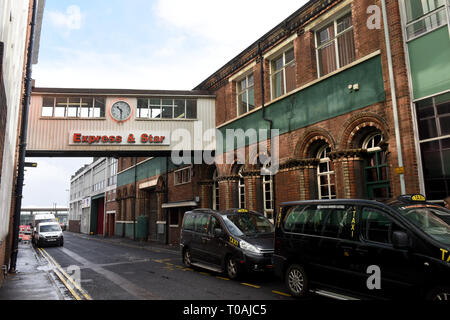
118, 157, 178, 187
218, 54, 386, 153
408, 26, 450, 100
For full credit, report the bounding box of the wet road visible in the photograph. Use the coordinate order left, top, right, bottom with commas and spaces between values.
40, 232, 299, 300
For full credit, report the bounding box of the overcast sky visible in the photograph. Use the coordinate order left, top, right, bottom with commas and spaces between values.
23, 0, 308, 207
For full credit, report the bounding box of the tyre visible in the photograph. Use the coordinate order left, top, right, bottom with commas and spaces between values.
226, 256, 240, 280
426, 286, 450, 301
183, 248, 192, 267
285, 264, 309, 298
59, 239, 64, 247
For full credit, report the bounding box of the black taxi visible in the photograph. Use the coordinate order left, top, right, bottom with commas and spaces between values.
180, 208, 275, 279
273, 195, 450, 300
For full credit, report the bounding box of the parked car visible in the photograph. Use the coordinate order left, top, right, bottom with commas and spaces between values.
32, 222, 64, 247
273, 194, 450, 300
180, 208, 275, 279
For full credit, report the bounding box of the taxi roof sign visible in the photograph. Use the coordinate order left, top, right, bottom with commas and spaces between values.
398, 194, 426, 203
237, 209, 248, 213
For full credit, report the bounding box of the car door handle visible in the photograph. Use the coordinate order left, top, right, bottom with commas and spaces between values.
355, 248, 369, 255
340, 245, 354, 251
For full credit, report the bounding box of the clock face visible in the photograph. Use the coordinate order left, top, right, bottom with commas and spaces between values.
111, 101, 132, 121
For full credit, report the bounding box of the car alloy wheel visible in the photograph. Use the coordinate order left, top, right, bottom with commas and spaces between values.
183, 248, 192, 267
286, 264, 308, 297
226, 257, 239, 280
432, 290, 450, 301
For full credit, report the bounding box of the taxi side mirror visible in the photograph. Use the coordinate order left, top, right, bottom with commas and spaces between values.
392, 231, 410, 249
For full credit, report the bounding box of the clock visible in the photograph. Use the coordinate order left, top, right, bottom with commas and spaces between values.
111, 101, 132, 122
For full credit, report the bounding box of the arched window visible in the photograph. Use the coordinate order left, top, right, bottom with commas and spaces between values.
238, 166, 246, 208
212, 169, 220, 210
362, 133, 390, 199
317, 145, 336, 199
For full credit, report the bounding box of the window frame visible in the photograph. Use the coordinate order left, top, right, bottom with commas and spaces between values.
136, 97, 198, 120
236, 72, 255, 117
314, 10, 355, 78
41, 96, 106, 119
402, 0, 450, 42
269, 46, 296, 100
174, 166, 192, 186
317, 145, 336, 200
238, 166, 246, 209
212, 169, 220, 210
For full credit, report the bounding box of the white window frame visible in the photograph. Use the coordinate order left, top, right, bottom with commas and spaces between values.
262, 165, 274, 219
402, 0, 450, 42
213, 169, 220, 210
236, 73, 255, 117
317, 145, 336, 200
269, 46, 295, 100
314, 10, 354, 78
238, 166, 246, 209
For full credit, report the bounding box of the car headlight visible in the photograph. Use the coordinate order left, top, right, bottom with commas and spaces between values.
240, 240, 262, 255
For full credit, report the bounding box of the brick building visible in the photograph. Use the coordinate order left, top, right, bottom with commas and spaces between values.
0, 0, 44, 285
116, 0, 449, 245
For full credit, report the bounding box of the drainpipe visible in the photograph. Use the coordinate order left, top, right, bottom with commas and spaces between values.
381, 0, 406, 195
9, 0, 38, 273
258, 41, 277, 216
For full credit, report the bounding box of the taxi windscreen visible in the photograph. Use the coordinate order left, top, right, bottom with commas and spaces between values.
223, 212, 274, 237
399, 206, 450, 246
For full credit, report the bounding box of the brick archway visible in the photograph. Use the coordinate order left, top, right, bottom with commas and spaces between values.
338, 112, 390, 150
294, 127, 336, 159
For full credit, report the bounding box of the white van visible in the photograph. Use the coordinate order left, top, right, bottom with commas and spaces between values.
32, 222, 64, 247
31, 213, 56, 237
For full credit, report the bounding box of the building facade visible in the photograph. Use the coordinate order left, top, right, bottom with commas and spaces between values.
0, 0, 44, 285
397, 0, 450, 201
116, 0, 448, 245
69, 157, 118, 236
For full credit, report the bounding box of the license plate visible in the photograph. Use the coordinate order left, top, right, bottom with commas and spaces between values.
47, 239, 56, 242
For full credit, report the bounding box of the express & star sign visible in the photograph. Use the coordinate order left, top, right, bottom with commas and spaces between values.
70, 132, 171, 146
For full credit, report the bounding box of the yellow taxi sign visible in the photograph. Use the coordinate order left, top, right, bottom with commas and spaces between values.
237, 209, 248, 213
411, 194, 426, 202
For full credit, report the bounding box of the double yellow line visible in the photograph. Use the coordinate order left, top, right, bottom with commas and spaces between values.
37, 248, 92, 300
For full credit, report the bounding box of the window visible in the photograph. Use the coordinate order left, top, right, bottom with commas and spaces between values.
416, 92, 450, 200
108, 158, 118, 186
238, 166, 246, 208
194, 214, 209, 233
361, 207, 403, 244
41, 96, 105, 118
262, 164, 274, 220
317, 145, 336, 199
213, 169, 220, 210
237, 74, 255, 116
316, 12, 355, 77
137, 98, 197, 120
404, 0, 449, 40
208, 216, 221, 235
363, 133, 390, 200
174, 167, 191, 185
271, 47, 296, 99
183, 214, 195, 231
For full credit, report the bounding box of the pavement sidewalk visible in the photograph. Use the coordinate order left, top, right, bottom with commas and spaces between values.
0, 243, 63, 300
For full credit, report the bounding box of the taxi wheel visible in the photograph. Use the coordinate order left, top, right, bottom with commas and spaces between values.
226, 256, 240, 280
286, 264, 309, 298
427, 287, 450, 301
183, 248, 192, 268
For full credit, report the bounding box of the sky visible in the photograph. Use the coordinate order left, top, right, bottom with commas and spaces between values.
23, 0, 309, 207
